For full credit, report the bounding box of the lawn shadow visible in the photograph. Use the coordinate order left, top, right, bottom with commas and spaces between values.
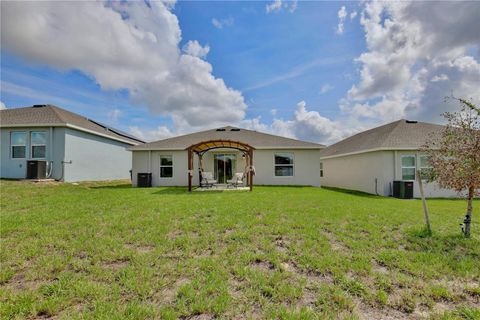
90, 183, 133, 189
321, 186, 385, 199
152, 187, 224, 195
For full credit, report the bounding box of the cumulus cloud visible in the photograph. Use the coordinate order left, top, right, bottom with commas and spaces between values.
0, 101, 6, 110
350, 11, 357, 20
107, 108, 123, 122
1, 1, 246, 130
182, 40, 209, 58
336, 6, 347, 34
129, 125, 173, 142
266, 0, 297, 14
343, 1, 480, 124
211, 16, 234, 29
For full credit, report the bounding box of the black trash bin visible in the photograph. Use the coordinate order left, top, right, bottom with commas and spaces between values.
393, 181, 414, 199
137, 173, 152, 188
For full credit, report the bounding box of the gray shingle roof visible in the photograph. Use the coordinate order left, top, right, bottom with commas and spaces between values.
320, 119, 445, 158
131, 126, 325, 150
0, 105, 144, 145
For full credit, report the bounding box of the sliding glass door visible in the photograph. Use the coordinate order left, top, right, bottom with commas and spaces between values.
214, 154, 236, 184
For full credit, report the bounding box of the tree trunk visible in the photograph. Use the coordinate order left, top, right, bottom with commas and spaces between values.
464, 186, 474, 238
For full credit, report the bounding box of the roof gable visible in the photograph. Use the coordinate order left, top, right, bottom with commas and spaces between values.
320, 120, 445, 158
131, 126, 325, 150
0, 105, 144, 145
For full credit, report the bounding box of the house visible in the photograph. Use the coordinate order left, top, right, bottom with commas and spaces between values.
319, 119, 458, 198
130, 126, 324, 189
0, 104, 144, 182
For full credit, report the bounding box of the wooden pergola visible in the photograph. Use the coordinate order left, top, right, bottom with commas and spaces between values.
186, 140, 255, 192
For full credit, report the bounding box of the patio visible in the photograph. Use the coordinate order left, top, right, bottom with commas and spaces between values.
194, 184, 250, 192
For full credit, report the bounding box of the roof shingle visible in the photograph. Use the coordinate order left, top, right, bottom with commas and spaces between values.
0, 105, 144, 145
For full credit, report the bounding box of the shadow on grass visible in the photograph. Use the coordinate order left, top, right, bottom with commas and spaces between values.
320, 186, 384, 199
152, 187, 225, 195
90, 184, 133, 189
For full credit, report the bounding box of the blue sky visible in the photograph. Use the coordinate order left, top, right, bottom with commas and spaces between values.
1, 1, 479, 143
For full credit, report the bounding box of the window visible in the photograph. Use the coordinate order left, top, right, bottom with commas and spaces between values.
419, 155, 432, 180
401, 155, 416, 181
274, 153, 294, 177
11, 132, 27, 159
160, 155, 173, 178
320, 162, 324, 177
31, 131, 47, 159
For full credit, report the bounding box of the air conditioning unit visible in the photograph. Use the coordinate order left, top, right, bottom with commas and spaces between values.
137, 173, 152, 187
393, 181, 414, 199
26, 160, 47, 179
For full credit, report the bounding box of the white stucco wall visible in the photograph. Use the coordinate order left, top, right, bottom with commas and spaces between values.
0, 127, 64, 180
63, 128, 132, 182
321, 150, 460, 198
321, 151, 393, 196
132, 148, 321, 187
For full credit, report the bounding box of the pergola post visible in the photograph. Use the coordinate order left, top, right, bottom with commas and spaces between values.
188, 148, 193, 192
198, 153, 203, 187
249, 149, 253, 191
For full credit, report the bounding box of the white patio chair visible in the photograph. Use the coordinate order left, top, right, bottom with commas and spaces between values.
227, 172, 245, 188
201, 171, 217, 188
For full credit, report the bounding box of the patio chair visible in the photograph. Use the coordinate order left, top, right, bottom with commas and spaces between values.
227, 172, 245, 188
201, 171, 217, 188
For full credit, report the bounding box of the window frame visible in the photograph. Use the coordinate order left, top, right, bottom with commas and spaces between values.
159, 154, 173, 178
418, 155, 432, 180
10, 131, 27, 159
30, 131, 47, 159
274, 152, 294, 177
401, 154, 416, 181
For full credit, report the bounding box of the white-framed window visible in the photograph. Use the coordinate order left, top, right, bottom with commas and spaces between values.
31, 131, 47, 159
320, 162, 324, 177
419, 155, 432, 180
401, 155, 416, 181
11, 131, 27, 159
274, 153, 294, 177
160, 155, 173, 178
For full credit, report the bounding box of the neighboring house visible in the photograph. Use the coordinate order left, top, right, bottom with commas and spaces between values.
0, 104, 144, 182
320, 119, 458, 198
130, 126, 324, 188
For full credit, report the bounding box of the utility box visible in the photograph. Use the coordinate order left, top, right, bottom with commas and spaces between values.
137, 173, 152, 188
393, 181, 414, 199
26, 160, 47, 179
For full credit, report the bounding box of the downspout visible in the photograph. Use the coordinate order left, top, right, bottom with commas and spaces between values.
148, 150, 152, 173
47, 127, 54, 178
392, 150, 398, 196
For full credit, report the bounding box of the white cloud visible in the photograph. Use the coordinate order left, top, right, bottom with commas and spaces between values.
107, 108, 122, 122
0, 101, 6, 110
270, 108, 277, 116
336, 6, 347, 34
1, 1, 246, 131
343, 1, 480, 124
320, 84, 334, 94
350, 11, 357, 20
266, 0, 297, 14
211, 16, 234, 29
182, 40, 210, 58
430, 74, 449, 82
129, 125, 173, 142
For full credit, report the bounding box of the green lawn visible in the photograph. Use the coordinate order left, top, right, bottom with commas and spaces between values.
0, 180, 479, 320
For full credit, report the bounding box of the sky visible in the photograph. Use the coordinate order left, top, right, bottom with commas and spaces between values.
1, 1, 479, 144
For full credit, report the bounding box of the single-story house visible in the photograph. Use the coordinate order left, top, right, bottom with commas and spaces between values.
0, 104, 144, 182
319, 119, 457, 198
130, 126, 325, 189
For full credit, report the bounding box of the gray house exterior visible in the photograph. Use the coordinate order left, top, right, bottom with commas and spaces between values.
0, 105, 144, 182
320, 120, 459, 198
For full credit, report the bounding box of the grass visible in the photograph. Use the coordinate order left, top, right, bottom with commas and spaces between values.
0, 180, 479, 319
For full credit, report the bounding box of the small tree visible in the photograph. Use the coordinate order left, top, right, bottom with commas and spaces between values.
424, 96, 480, 238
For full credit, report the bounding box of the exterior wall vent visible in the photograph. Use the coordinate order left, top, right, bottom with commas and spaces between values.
216, 128, 226, 131
406, 120, 418, 124
230, 128, 240, 131
33, 104, 47, 108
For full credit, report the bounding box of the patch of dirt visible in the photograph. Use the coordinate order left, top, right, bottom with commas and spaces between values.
102, 258, 129, 271
4, 271, 44, 291
167, 230, 183, 240
322, 229, 349, 252
156, 278, 190, 304
355, 302, 411, 320
250, 258, 275, 272
125, 243, 155, 254
372, 259, 389, 274
180, 314, 215, 320
274, 235, 290, 253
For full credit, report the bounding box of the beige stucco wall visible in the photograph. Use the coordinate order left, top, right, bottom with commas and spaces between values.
132, 148, 321, 187
321, 150, 460, 198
